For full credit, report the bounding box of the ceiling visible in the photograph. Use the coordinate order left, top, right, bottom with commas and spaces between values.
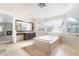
0, 3, 78, 19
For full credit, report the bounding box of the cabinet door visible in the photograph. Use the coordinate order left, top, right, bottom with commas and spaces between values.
33, 32, 36, 37
24, 33, 29, 40
29, 33, 33, 39
29, 32, 36, 39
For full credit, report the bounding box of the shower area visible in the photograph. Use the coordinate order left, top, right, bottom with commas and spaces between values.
0, 13, 13, 43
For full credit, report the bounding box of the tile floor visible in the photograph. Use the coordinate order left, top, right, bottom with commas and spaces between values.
0, 40, 79, 56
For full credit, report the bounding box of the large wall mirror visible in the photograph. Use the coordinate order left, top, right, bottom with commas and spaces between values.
16, 20, 34, 32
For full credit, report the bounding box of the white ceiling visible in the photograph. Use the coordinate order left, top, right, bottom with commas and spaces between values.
0, 3, 78, 19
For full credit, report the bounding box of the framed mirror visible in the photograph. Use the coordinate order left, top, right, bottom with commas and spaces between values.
16, 20, 33, 32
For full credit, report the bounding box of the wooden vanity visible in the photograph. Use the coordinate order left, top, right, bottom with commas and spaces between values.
16, 32, 36, 41
24, 32, 36, 40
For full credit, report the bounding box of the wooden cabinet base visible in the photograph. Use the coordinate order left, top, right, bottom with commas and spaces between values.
24, 32, 36, 40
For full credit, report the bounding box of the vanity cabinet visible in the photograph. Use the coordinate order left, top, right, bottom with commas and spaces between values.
24, 32, 36, 40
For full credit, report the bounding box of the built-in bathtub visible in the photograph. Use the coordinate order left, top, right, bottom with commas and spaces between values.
33, 35, 61, 55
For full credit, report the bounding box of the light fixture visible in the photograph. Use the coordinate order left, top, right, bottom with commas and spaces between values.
38, 3, 46, 8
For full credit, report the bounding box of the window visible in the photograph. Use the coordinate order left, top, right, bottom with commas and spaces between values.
38, 22, 45, 31
67, 17, 79, 33
45, 19, 64, 33
37, 19, 64, 33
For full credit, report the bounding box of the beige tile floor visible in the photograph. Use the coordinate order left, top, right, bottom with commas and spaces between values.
51, 43, 79, 56
0, 40, 33, 56
0, 40, 79, 56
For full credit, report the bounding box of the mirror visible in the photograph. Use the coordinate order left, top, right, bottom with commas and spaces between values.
16, 20, 33, 32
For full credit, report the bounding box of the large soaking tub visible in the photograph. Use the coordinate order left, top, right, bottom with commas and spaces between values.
33, 35, 61, 54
